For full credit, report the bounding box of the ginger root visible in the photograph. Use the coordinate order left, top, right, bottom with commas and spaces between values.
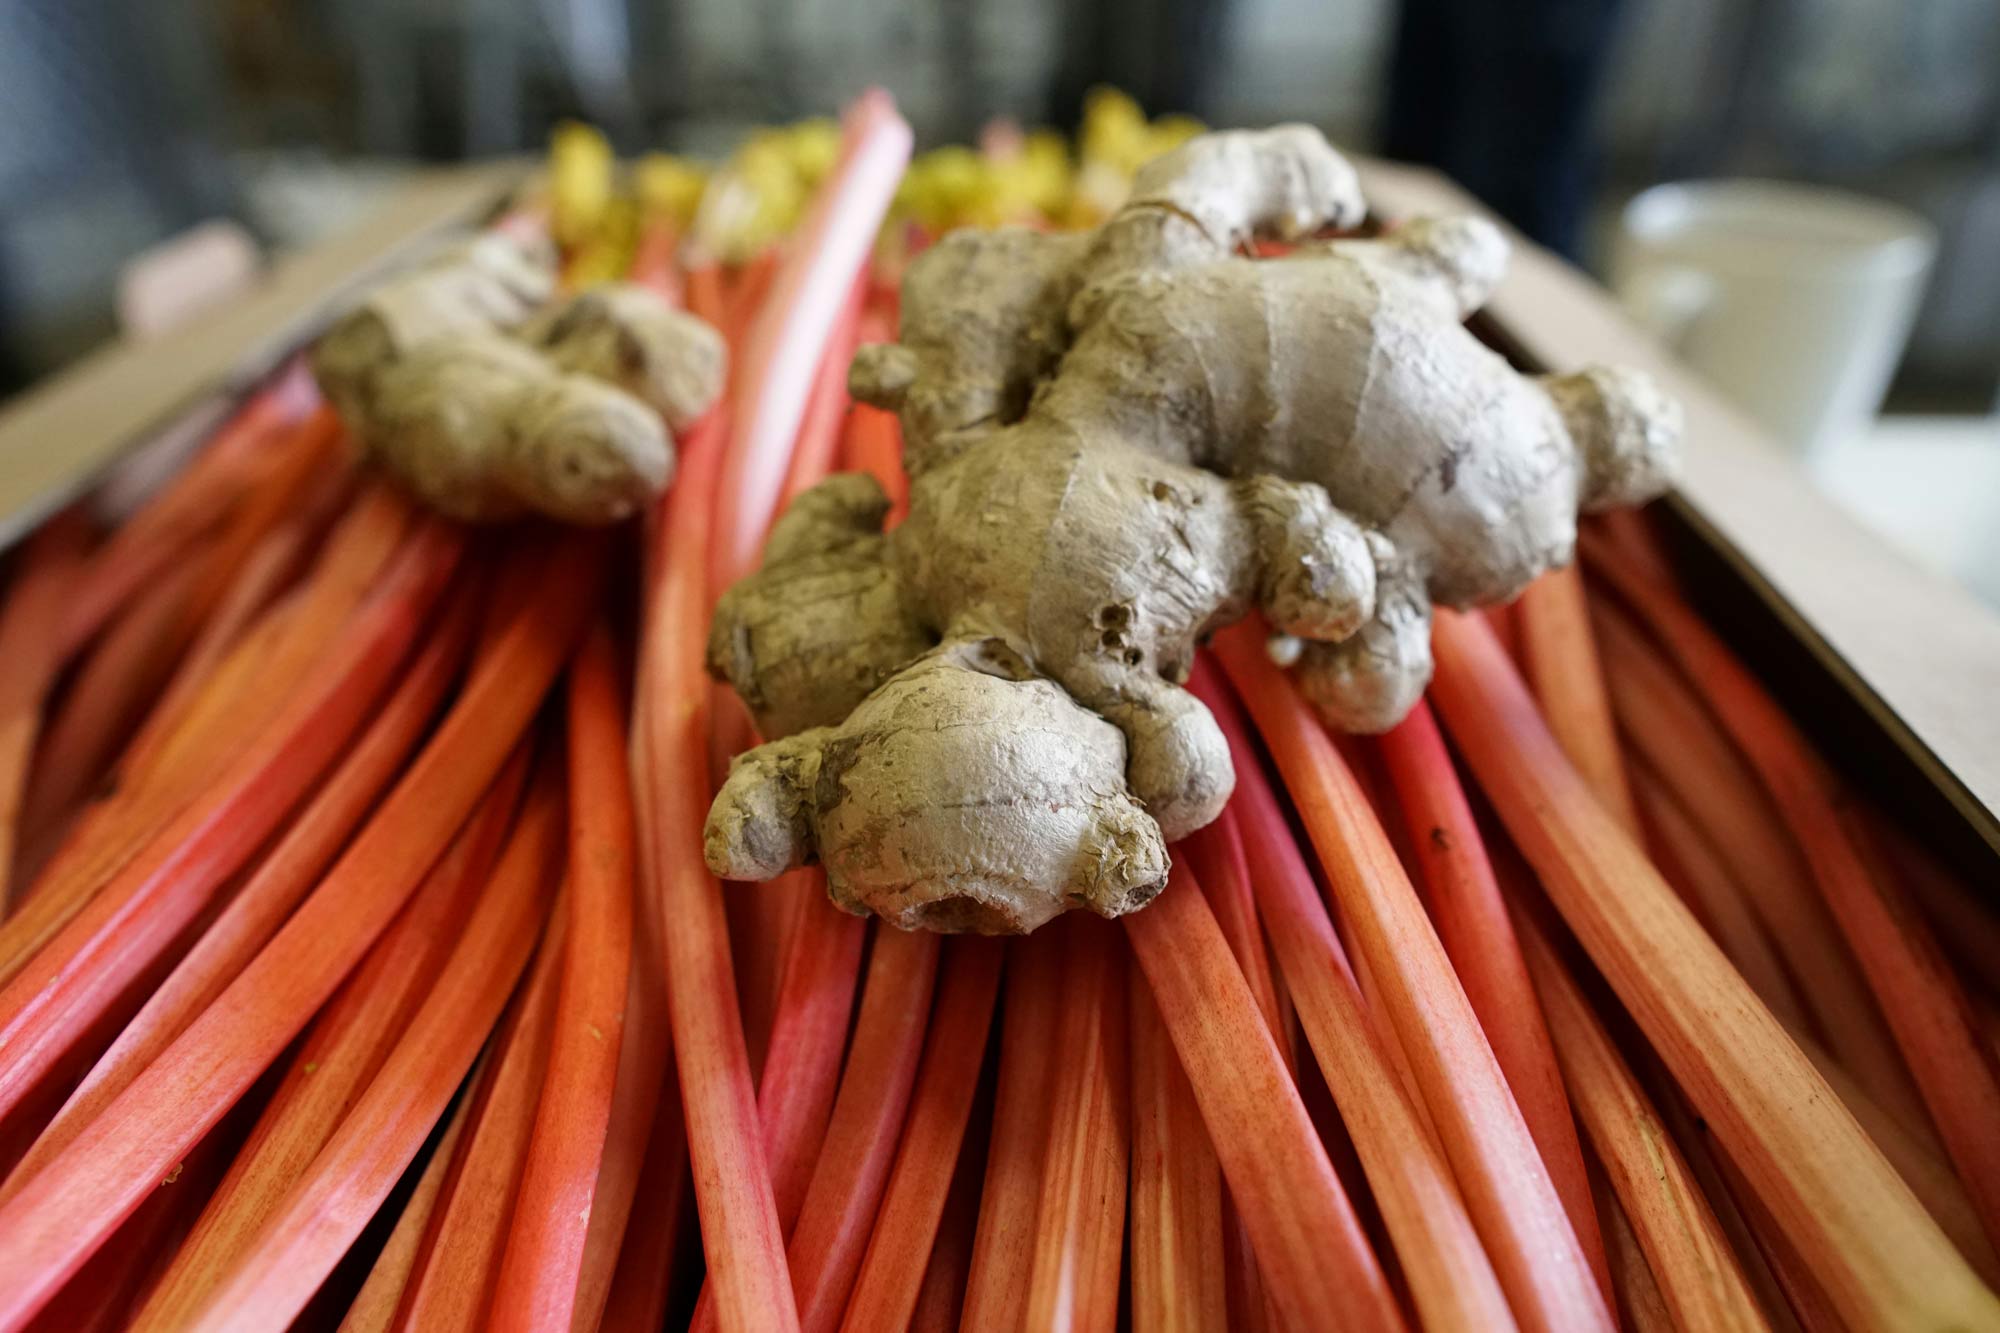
314, 231, 558, 422
361, 332, 674, 525
706, 124, 1681, 932
708, 639, 1168, 934
313, 235, 724, 525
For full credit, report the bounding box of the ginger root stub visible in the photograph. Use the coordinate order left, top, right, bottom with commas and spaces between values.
706, 123, 1683, 933
312, 234, 725, 525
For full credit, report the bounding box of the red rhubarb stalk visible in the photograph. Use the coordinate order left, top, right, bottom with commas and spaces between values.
1177, 810, 1286, 1050
29, 1115, 238, 1333
686, 261, 730, 330
334, 1072, 480, 1333
125, 522, 306, 764
1512, 906, 1769, 1333
132, 741, 521, 1329
709, 90, 912, 595
707, 102, 905, 1068
1634, 1070, 1805, 1333
578, 851, 685, 1333
1587, 506, 1678, 587
778, 271, 867, 507
1, 597, 470, 1201
1197, 672, 1516, 1333
116, 410, 348, 769
1215, 629, 1611, 1333
1589, 593, 1924, 1129
784, 926, 940, 1332
674, 903, 866, 1316
0, 526, 467, 1130
1428, 604, 2000, 1330
1516, 564, 1638, 832
1588, 535, 2000, 1254
1125, 864, 1406, 1333
752, 892, 864, 1229
1595, 1170, 1679, 1333
182, 778, 565, 1332
0, 513, 91, 909
0, 535, 600, 1328
634, 409, 798, 1332
628, 220, 682, 301
1375, 700, 1613, 1305
1022, 920, 1130, 1333
489, 626, 638, 1332
1171, 798, 1292, 1331
840, 937, 1004, 1333
1629, 761, 1814, 1035
12, 486, 412, 968
395, 892, 569, 1333
835, 303, 908, 525
594, 1063, 691, 1333
909, 1089, 986, 1333
957, 933, 1059, 1332
56, 375, 313, 660
725, 251, 781, 350
1128, 969, 1227, 1333
23, 553, 208, 840
1786, 1030, 2000, 1284
117, 468, 341, 782
127, 484, 415, 804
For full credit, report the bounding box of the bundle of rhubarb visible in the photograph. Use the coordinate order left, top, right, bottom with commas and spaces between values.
0, 90, 1995, 1333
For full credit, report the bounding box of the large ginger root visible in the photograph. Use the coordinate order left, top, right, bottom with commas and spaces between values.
1028, 213, 1681, 729
522, 284, 727, 432
706, 123, 1682, 932
313, 231, 725, 524
708, 639, 1169, 934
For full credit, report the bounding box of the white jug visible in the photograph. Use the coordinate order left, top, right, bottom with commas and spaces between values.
1612, 180, 1935, 459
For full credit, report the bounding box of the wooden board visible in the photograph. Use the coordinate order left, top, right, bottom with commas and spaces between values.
1358, 159, 2000, 860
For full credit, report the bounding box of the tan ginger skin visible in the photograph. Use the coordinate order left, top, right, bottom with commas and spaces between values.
313, 232, 725, 525
706, 124, 1683, 933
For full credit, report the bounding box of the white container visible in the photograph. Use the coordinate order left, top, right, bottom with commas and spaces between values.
1612, 180, 1936, 459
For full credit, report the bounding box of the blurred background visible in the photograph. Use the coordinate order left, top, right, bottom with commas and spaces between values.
3, 0, 1998, 596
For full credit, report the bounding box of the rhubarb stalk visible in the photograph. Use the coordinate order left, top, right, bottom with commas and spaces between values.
958, 933, 1059, 1331
128, 744, 526, 1330
1589, 595, 1922, 1127
1511, 904, 1769, 1333
1375, 700, 1613, 1306
1516, 564, 1637, 832
489, 626, 638, 1333
1429, 605, 2000, 1330
840, 937, 1003, 1333
1020, 919, 1131, 1333
394, 893, 569, 1333
334, 1078, 478, 1333
0, 595, 470, 1201
1197, 670, 1516, 1333
0, 513, 91, 909
1128, 969, 1227, 1332
0, 534, 600, 1327
634, 408, 797, 1331
1215, 629, 1611, 1333
0, 526, 468, 1130
1125, 864, 1406, 1333
1588, 535, 2000, 1255
181, 777, 565, 1332
708, 90, 912, 594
